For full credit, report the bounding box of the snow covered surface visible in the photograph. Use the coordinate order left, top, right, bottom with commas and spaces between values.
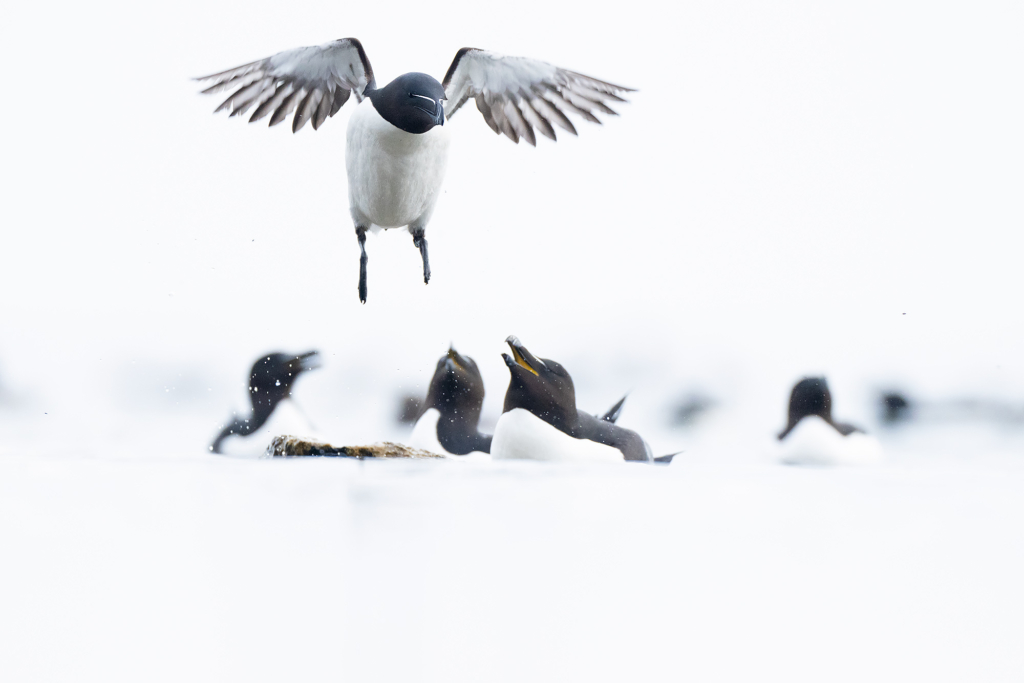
2, 407, 1024, 681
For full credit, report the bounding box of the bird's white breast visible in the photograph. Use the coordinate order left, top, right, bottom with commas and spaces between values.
345, 99, 451, 230
491, 408, 623, 463
407, 407, 491, 460
216, 400, 319, 458
408, 408, 446, 453
777, 416, 884, 466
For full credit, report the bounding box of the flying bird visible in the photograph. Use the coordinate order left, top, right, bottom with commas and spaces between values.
196, 39, 633, 303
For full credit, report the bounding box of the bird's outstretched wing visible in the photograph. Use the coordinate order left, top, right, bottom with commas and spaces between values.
195, 38, 375, 133
441, 48, 634, 146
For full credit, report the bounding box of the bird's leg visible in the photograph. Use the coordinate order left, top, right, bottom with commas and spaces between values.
411, 227, 431, 285
356, 226, 368, 304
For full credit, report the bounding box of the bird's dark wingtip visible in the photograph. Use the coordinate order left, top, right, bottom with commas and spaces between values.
600, 395, 628, 423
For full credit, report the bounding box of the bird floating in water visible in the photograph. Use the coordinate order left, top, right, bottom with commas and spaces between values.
492, 336, 676, 463
210, 350, 320, 456
408, 346, 492, 457
777, 377, 882, 466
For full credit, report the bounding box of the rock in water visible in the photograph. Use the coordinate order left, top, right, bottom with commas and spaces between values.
265, 435, 443, 459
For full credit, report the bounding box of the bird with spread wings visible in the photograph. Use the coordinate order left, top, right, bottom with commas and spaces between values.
198, 38, 634, 303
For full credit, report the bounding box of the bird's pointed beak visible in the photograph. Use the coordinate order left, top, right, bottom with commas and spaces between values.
445, 346, 467, 372
504, 336, 543, 376
295, 350, 321, 372
412, 94, 445, 125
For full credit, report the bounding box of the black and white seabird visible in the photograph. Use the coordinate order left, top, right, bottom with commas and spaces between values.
492, 336, 671, 463
777, 377, 882, 465
210, 350, 321, 455
408, 347, 492, 457
197, 40, 633, 303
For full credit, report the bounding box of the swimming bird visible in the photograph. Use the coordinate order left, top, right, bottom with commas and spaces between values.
492, 336, 671, 463
879, 389, 1024, 426
196, 39, 633, 303
210, 350, 321, 456
880, 391, 912, 424
408, 347, 492, 457
407, 345, 629, 458
777, 377, 882, 466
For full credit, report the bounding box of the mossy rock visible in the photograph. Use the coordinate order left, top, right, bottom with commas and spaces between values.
265, 435, 443, 459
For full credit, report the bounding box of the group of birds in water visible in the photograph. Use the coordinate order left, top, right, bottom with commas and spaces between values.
210, 338, 884, 466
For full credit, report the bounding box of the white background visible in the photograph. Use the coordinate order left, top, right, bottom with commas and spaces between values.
1, 1, 1023, 680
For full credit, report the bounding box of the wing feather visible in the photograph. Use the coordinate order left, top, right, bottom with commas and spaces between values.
519, 97, 556, 141
573, 82, 626, 104
558, 89, 608, 121
329, 87, 350, 116
528, 92, 578, 135
474, 94, 502, 135
442, 48, 632, 146
226, 77, 275, 117
249, 83, 294, 123
215, 82, 253, 113
269, 87, 305, 127
196, 38, 373, 133
312, 87, 333, 130
542, 88, 602, 125
292, 88, 321, 133
201, 70, 264, 96
487, 94, 518, 143
504, 99, 535, 146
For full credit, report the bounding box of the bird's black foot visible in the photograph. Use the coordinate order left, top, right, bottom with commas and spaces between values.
411, 227, 431, 285
356, 227, 368, 304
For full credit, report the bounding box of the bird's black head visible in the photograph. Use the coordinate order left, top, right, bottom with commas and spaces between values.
779, 377, 833, 439
249, 350, 321, 417
425, 346, 485, 422
369, 72, 446, 134
880, 391, 911, 424
501, 336, 579, 435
